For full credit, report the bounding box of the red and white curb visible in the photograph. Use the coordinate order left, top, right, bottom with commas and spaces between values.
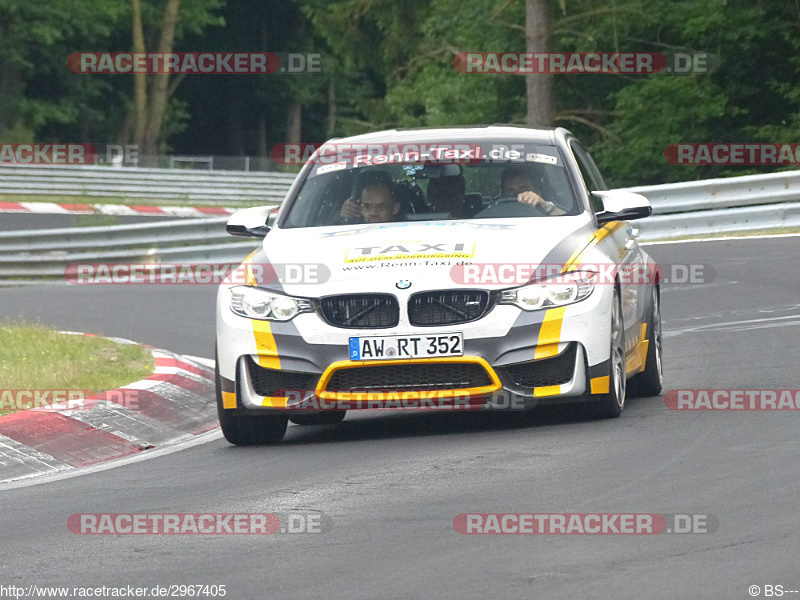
0, 201, 242, 218
0, 332, 218, 485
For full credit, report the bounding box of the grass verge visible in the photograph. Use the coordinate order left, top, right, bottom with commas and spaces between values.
0, 322, 154, 415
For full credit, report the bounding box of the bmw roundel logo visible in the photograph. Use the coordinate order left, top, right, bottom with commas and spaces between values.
396, 280, 412, 290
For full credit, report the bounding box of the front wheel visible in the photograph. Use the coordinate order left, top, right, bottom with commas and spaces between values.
592, 289, 626, 419
215, 349, 288, 445
628, 284, 663, 398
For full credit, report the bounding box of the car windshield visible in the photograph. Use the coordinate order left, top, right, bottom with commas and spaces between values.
281, 140, 581, 229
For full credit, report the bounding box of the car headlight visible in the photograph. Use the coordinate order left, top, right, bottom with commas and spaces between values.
499, 271, 595, 311
230, 286, 311, 321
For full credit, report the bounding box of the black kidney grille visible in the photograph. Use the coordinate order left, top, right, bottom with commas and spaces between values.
505, 343, 577, 388
319, 294, 399, 328
247, 357, 318, 397
408, 290, 490, 326
325, 362, 493, 393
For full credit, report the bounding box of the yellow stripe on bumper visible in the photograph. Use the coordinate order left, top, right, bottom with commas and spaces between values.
590, 376, 610, 394
221, 391, 237, 409
251, 319, 281, 370
535, 307, 567, 359
240, 252, 283, 370
626, 323, 649, 375
533, 342, 561, 360
533, 385, 562, 397
260, 395, 290, 408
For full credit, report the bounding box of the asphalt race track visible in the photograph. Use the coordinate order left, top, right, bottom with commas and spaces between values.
1, 236, 798, 600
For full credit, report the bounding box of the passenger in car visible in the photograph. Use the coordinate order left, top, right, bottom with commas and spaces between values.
338, 171, 403, 223
500, 164, 566, 215
427, 174, 466, 218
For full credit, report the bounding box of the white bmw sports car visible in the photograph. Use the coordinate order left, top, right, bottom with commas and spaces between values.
215, 126, 663, 444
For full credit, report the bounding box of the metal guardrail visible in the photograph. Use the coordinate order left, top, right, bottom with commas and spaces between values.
2, 169, 799, 282
0, 164, 296, 204
0, 218, 257, 279
622, 170, 800, 239
0, 217, 230, 253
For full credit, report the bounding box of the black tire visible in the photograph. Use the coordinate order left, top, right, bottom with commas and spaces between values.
289, 411, 347, 426
628, 284, 664, 398
215, 349, 288, 445
592, 288, 627, 419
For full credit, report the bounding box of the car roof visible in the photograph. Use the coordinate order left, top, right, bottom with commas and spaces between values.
326, 125, 564, 146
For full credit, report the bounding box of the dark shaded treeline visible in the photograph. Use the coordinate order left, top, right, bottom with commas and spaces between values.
1, 0, 798, 185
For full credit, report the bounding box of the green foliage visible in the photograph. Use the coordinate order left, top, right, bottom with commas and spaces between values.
1, 0, 800, 185
594, 76, 730, 185
0, 0, 223, 143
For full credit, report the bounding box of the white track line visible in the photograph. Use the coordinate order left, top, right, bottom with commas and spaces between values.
183, 356, 215, 368
0, 428, 223, 491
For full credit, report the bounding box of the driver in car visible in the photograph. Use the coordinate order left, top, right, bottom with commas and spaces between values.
501, 164, 565, 215
339, 171, 403, 224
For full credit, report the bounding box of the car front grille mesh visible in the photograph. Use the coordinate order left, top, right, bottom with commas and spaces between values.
319, 294, 399, 329
407, 290, 490, 326
325, 362, 493, 393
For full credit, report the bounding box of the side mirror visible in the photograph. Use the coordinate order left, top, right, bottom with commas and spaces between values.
226, 206, 279, 238
591, 190, 652, 224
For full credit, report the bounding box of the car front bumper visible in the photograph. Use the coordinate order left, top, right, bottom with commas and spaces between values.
216, 282, 616, 414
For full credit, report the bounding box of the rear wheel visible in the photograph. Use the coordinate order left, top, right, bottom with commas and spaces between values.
289, 411, 347, 426
592, 289, 626, 419
215, 349, 288, 445
628, 285, 663, 398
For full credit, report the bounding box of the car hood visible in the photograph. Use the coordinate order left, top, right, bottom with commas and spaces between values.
257, 215, 597, 296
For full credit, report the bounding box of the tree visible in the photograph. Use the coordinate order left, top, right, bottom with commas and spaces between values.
4, 0, 800, 188
525, 0, 552, 126
0, 0, 126, 142
172, 0, 328, 162
129, 0, 223, 164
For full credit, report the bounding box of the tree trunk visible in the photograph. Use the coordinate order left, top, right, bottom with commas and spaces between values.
256, 114, 268, 159
256, 21, 270, 166
141, 0, 182, 165
525, 0, 552, 127
227, 92, 245, 156
326, 77, 336, 139
0, 67, 24, 140
117, 111, 134, 145
286, 101, 302, 145
131, 0, 147, 150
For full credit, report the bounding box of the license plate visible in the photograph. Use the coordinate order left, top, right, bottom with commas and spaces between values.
349, 333, 463, 361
